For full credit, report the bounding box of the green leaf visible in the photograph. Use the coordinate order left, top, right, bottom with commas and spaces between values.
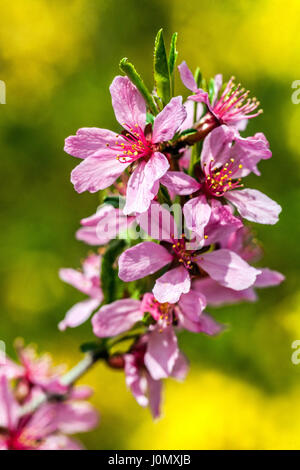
80, 341, 101, 353
168, 32, 178, 75
103, 196, 125, 209
194, 67, 202, 88
119, 58, 158, 115
101, 239, 126, 304
208, 78, 215, 104
153, 29, 171, 106
146, 112, 155, 125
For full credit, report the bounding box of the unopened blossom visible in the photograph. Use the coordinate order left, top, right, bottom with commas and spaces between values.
59, 254, 103, 330
92, 292, 222, 380
178, 61, 262, 128
66, 76, 187, 214
162, 125, 281, 239
118, 202, 260, 303
192, 226, 285, 306
0, 374, 98, 450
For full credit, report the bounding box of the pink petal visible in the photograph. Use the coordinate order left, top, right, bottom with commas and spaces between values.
177, 290, 207, 332
183, 195, 211, 239
124, 354, 148, 408
171, 353, 189, 381
58, 298, 101, 331
146, 372, 162, 419
59, 268, 99, 298
161, 171, 201, 195
212, 74, 223, 105
152, 96, 187, 143
192, 278, 257, 306
123, 153, 169, 215
71, 151, 129, 193
179, 99, 204, 132
231, 132, 272, 177
69, 386, 93, 400
136, 201, 178, 240
64, 128, 118, 159
225, 189, 282, 225
110, 76, 146, 131
39, 435, 83, 450
54, 402, 99, 434
193, 313, 225, 336
197, 249, 261, 291
0, 374, 19, 431
92, 299, 142, 338
118, 241, 172, 282
153, 266, 191, 303
201, 125, 235, 171
145, 326, 179, 380
204, 199, 243, 246
178, 61, 197, 92
254, 268, 285, 288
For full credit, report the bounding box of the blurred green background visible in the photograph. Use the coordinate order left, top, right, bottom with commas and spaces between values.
1, 0, 300, 449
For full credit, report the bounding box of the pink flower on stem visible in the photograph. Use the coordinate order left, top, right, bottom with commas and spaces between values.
66, 76, 187, 214
118, 205, 260, 303
162, 125, 281, 239
92, 293, 222, 382
178, 61, 262, 128
59, 254, 103, 331
0, 374, 98, 450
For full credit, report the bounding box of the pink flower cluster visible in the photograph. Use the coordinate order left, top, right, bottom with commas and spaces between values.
59, 56, 284, 419
0, 343, 98, 450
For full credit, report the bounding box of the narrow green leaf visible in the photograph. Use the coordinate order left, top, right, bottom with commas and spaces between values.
119, 58, 158, 115
194, 67, 202, 88
168, 32, 178, 97
168, 32, 178, 75
208, 78, 215, 104
153, 29, 171, 106
101, 239, 126, 304
146, 112, 155, 125
180, 128, 198, 137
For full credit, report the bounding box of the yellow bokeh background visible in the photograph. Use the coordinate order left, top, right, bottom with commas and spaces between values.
0, 0, 300, 449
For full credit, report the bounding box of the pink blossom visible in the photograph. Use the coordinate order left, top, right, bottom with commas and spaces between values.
59, 254, 103, 331
92, 292, 222, 384
118, 206, 260, 303
178, 61, 262, 127
0, 374, 98, 450
163, 125, 281, 230
66, 76, 187, 214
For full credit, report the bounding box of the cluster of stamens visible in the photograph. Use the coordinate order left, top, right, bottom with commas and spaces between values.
213, 76, 262, 124
171, 235, 195, 270
204, 158, 244, 197
106, 123, 153, 164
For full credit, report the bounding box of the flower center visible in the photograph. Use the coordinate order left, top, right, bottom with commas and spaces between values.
204, 158, 244, 197
171, 237, 194, 270
213, 77, 262, 124
108, 124, 153, 164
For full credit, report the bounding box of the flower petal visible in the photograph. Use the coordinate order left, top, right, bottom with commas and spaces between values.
171, 353, 189, 381
161, 171, 201, 195
71, 152, 129, 193
177, 290, 207, 332
231, 132, 272, 177
197, 249, 261, 291
92, 299, 142, 338
254, 268, 285, 288
118, 242, 172, 282
183, 195, 211, 240
110, 76, 146, 131
0, 374, 19, 431
225, 189, 282, 225
192, 278, 257, 306
58, 298, 101, 331
124, 354, 148, 408
145, 326, 179, 380
178, 61, 198, 92
201, 125, 235, 171
153, 266, 191, 303
136, 201, 178, 240
123, 154, 169, 215
64, 128, 118, 159
152, 96, 187, 143
146, 372, 162, 419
